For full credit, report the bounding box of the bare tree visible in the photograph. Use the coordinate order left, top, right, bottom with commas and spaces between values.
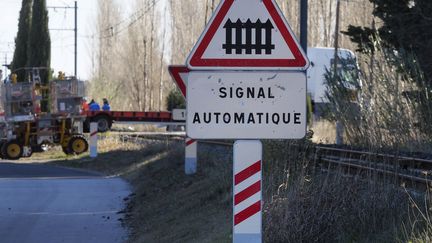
158, 2, 169, 110
90, 0, 373, 112
90, 0, 124, 106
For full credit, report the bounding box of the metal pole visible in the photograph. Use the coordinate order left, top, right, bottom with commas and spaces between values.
334, 0, 344, 145
333, 0, 340, 77
185, 138, 197, 175
74, 1, 78, 78
300, 0, 308, 54
233, 140, 262, 243
90, 122, 98, 158
4, 53, 7, 79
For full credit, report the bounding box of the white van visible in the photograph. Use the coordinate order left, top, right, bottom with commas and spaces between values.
307, 47, 361, 117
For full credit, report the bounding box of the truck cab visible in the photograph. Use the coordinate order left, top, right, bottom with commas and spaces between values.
307, 47, 361, 118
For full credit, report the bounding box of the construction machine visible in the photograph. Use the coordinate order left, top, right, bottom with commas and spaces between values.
0, 67, 88, 160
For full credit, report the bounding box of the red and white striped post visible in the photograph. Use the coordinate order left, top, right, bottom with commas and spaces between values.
185, 137, 197, 175
233, 140, 262, 243
90, 122, 98, 158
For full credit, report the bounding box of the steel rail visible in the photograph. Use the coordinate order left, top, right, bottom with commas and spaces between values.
321, 157, 430, 184
104, 132, 432, 186
316, 146, 432, 165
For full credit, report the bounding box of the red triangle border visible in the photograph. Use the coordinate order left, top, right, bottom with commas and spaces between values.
168, 66, 189, 98
188, 0, 308, 69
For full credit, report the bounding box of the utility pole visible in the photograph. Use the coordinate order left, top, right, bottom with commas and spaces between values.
1, 42, 14, 79
334, 0, 343, 145
4, 53, 7, 78
48, 1, 78, 77
74, 1, 77, 78
333, 0, 341, 78
2, 53, 7, 80
300, 0, 308, 54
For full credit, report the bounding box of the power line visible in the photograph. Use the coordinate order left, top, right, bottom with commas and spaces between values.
82, 0, 161, 40
59, 0, 72, 8
47, 1, 78, 77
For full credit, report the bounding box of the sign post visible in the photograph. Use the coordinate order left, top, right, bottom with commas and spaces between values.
171, 0, 309, 241
185, 137, 197, 175
168, 66, 198, 175
233, 140, 262, 242
89, 122, 98, 158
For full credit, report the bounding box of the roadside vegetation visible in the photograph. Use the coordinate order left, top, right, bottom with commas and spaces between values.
263, 139, 432, 242
18, 133, 430, 242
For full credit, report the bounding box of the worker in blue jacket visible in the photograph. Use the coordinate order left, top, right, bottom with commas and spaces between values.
102, 98, 111, 111
89, 99, 100, 111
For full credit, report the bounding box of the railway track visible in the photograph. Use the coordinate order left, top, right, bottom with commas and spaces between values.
194, 140, 432, 188
105, 132, 432, 188
103, 131, 186, 142
316, 146, 432, 188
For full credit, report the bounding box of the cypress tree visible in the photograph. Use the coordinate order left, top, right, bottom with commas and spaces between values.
11, 0, 32, 82
27, 0, 51, 84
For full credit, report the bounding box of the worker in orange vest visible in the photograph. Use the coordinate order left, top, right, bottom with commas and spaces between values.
82, 98, 89, 111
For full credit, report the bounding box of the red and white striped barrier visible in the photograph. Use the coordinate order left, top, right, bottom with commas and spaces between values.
185, 137, 197, 175
233, 140, 262, 243
90, 122, 98, 158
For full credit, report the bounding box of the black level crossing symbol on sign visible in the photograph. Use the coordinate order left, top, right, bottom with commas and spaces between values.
223, 18, 275, 55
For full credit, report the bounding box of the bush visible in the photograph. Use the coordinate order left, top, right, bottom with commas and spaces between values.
166, 89, 185, 111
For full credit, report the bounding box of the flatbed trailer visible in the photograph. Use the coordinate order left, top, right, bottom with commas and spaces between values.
83, 110, 186, 132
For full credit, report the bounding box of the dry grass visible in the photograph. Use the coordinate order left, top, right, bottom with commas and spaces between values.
125, 143, 233, 243
262, 139, 432, 243
313, 38, 432, 241
325, 41, 432, 152
42, 136, 176, 176
264, 173, 408, 242
401, 189, 432, 243
23, 146, 75, 161
111, 124, 168, 133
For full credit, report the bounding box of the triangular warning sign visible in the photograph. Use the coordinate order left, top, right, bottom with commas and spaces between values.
187, 0, 309, 70
168, 65, 190, 98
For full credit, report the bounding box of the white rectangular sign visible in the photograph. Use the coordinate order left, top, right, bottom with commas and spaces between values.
172, 109, 186, 121
186, 71, 306, 139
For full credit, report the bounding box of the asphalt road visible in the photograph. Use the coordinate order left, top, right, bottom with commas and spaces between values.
0, 163, 131, 243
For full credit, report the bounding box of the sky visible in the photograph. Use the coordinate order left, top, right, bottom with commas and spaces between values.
0, 0, 170, 81
0, 0, 98, 80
